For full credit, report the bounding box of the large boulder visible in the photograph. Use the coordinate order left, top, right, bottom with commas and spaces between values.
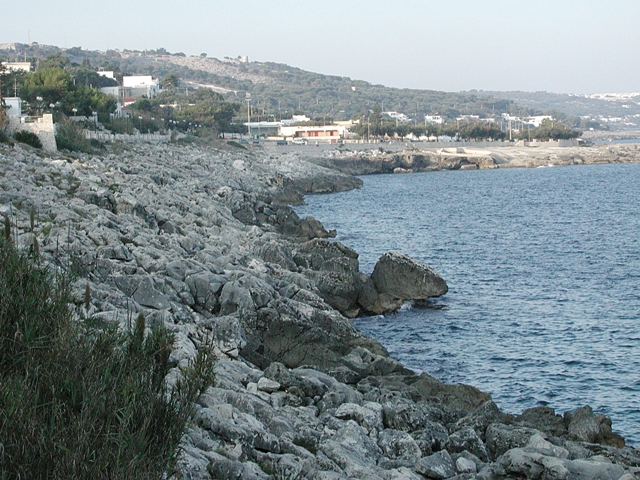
495, 447, 627, 480
369, 251, 447, 313
564, 405, 625, 448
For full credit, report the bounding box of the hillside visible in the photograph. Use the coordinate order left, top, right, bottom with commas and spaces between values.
1, 43, 530, 122
4, 43, 633, 131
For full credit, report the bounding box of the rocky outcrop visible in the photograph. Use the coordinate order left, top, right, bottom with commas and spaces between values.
1, 141, 638, 480
369, 251, 448, 314
178, 357, 640, 480
306, 143, 640, 176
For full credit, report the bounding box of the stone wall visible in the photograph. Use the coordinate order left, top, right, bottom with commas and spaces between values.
6, 114, 57, 152
83, 130, 187, 143
517, 139, 580, 148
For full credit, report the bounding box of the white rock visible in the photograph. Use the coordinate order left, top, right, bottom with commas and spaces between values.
257, 377, 281, 393
456, 456, 477, 473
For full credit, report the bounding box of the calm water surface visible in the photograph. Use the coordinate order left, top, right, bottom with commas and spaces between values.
294, 163, 640, 444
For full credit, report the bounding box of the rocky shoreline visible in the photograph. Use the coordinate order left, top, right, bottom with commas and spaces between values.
1, 140, 639, 479
302, 143, 640, 175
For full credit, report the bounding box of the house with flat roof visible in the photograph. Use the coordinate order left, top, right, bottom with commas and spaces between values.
122, 75, 160, 99
279, 124, 347, 142
1, 62, 31, 72
425, 115, 444, 124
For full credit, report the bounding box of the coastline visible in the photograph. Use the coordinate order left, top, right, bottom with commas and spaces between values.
297, 143, 640, 176
1, 140, 639, 479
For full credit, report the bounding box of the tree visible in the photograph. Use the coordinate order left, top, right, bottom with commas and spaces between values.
37, 53, 71, 70
160, 73, 180, 90
369, 103, 383, 137
20, 67, 116, 117
0, 63, 6, 128
21, 67, 73, 105
70, 67, 118, 88
528, 119, 582, 141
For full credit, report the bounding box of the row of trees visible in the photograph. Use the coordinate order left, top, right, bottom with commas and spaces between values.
349, 104, 507, 141
515, 119, 582, 141
348, 105, 581, 141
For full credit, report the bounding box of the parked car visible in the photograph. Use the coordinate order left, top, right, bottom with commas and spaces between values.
292, 138, 308, 145
276, 140, 287, 145
240, 139, 249, 144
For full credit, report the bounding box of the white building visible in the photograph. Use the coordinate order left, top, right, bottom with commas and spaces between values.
122, 75, 160, 99
279, 124, 347, 142
2, 62, 31, 72
4, 97, 21, 116
523, 115, 553, 127
384, 111, 411, 123
425, 115, 444, 124
281, 115, 311, 126
456, 115, 480, 123
502, 114, 553, 128
97, 69, 115, 79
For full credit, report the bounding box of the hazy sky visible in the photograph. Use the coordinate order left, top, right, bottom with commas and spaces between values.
2, 0, 639, 94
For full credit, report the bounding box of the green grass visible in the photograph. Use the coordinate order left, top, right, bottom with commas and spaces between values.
0, 237, 214, 479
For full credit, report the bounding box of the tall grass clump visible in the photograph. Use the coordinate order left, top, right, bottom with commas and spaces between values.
0, 238, 214, 479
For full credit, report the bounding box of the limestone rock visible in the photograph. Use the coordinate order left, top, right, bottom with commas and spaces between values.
410, 372, 492, 413
446, 427, 491, 463
257, 377, 281, 393
377, 429, 422, 461
334, 402, 384, 435
565, 406, 625, 448
371, 251, 448, 302
456, 456, 478, 474
485, 423, 544, 460
452, 401, 513, 440
515, 406, 567, 437
415, 450, 457, 480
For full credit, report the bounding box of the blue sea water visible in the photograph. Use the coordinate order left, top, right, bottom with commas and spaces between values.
294, 163, 640, 445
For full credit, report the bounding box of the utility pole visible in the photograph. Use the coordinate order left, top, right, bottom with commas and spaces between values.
367, 115, 370, 142
246, 94, 251, 138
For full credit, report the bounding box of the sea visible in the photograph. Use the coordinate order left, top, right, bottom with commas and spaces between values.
294, 162, 640, 445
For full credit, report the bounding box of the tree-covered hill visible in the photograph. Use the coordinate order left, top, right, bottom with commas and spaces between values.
4, 43, 626, 130
1, 43, 532, 122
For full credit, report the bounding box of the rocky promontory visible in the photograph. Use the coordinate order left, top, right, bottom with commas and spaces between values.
1, 140, 638, 479
303, 143, 640, 175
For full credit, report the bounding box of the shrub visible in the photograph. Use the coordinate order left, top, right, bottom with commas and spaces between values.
0, 238, 215, 478
13, 130, 43, 149
0, 130, 14, 146
104, 116, 136, 135
55, 118, 97, 153
226, 140, 246, 149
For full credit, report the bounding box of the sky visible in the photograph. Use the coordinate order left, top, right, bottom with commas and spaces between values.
2, 0, 639, 94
